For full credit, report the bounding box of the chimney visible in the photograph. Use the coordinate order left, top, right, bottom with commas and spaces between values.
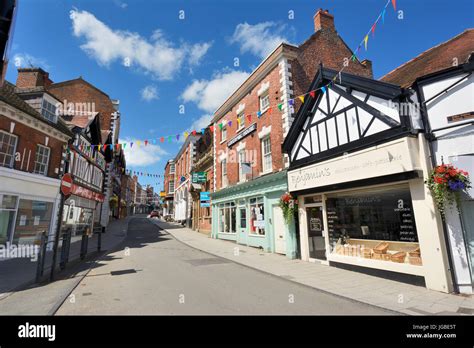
16, 67, 53, 89
314, 9, 335, 32
361, 59, 374, 78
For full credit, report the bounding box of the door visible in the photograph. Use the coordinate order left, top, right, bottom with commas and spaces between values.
460, 200, 474, 285
237, 205, 248, 245
306, 206, 326, 260
273, 205, 286, 254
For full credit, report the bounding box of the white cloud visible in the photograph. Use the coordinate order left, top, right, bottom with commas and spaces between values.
69, 9, 212, 80
12, 53, 50, 70
181, 70, 249, 113
190, 114, 213, 132
230, 22, 292, 58
121, 138, 167, 166
140, 85, 158, 101
114, 0, 128, 9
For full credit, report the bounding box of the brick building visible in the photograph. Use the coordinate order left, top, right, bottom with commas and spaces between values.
173, 134, 200, 226
15, 69, 125, 226
162, 159, 175, 218
210, 9, 373, 258
0, 80, 73, 245
191, 128, 213, 234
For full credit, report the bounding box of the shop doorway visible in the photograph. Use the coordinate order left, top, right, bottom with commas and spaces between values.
306, 206, 326, 260
273, 205, 286, 254
237, 204, 247, 245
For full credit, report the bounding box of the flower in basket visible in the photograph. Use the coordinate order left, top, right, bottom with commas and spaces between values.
425, 164, 471, 217
279, 192, 297, 225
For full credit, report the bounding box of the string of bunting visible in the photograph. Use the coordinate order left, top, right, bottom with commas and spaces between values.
84, 0, 397, 150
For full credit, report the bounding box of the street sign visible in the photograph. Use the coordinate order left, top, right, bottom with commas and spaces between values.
200, 192, 210, 201
60, 173, 73, 197
192, 172, 207, 183
200, 202, 210, 208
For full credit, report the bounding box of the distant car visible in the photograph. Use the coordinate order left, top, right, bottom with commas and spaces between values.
149, 210, 159, 219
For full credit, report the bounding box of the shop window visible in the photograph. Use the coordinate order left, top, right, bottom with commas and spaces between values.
218, 202, 236, 233
261, 137, 272, 173
33, 145, 50, 175
0, 130, 18, 168
0, 195, 18, 244
326, 185, 418, 251
249, 197, 265, 235
13, 199, 53, 245
62, 203, 94, 240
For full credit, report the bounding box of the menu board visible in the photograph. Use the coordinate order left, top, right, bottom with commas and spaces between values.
395, 204, 417, 242
326, 208, 339, 247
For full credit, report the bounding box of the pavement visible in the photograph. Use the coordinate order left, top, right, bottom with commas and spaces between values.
152, 219, 474, 316
0, 217, 130, 315
56, 217, 392, 315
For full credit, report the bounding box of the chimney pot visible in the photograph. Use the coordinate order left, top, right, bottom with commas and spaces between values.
314, 8, 335, 32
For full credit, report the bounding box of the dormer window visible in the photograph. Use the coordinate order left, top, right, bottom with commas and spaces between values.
41, 98, 57, 123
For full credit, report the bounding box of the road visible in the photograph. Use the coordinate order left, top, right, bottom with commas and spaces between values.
56, 217, 393, 315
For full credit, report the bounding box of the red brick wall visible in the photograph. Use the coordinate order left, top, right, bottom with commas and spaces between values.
0, 115, 67, 178
48, 80, 115, 132
163, 162, 174, 196
214, 65, 284, 190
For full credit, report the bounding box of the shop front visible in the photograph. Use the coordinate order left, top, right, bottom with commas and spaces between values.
211, 170, 298, 259
283, 67, 453, 292
0, 167, 60, 246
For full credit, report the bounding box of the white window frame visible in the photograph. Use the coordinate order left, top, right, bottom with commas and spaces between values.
0, 130, 18, 168
221, 126, 227, 142
169, 163, 175, 174
259, 93, 270, 114
33, 144, 50, 176
168, 180, 175, 194
237, 112, 245, 131
261, 136, 272, 174
41, 98, 58, 123
221, 159, 228, 188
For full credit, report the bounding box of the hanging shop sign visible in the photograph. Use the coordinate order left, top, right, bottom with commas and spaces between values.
200, 191, 211, 207
227, 123, 257, 147
192, 172, 207, 183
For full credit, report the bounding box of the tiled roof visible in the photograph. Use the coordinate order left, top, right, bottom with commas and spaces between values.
381, 29, 474, 87
61, 113, 98, 129
0, 81, 73, 137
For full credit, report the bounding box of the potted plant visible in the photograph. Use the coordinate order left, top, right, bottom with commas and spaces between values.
279, 192, 298, 224
425, 164, 471, 217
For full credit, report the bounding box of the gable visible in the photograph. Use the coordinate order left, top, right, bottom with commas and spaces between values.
284, 68, 416, 168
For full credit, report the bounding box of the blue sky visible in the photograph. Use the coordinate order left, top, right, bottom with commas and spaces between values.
6, 0, 473, 192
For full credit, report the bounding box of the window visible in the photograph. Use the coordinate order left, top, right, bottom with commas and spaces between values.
33, 145, 50, 175
259, 93, 270, 113
168, 180, 175, 193
219, 202, 236, 233
221, 126, 227, 142
169, 163, 175, 174
249, 197, 265, 235
221, 159, 228, 188
325, 185, 419, 253
261, 137, 272, 173
238, 150, 246, 183
0, 131, 18, 168
0, 195, 18, 244
13, 199, 54, 245
41, 98, 57, 123
237, 112, 245, 130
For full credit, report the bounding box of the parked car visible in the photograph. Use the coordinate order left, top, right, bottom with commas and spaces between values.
149, 210, 160, 219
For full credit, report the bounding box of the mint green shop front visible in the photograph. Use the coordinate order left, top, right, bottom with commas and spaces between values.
211, 171, 298, 259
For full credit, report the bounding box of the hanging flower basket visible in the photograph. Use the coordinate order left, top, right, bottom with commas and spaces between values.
279, 192, 298, 225
425, 164, 471, 217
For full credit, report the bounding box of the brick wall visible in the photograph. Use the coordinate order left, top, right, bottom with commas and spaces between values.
48, 80, 115, 132
214, 65, 284, 190
0, 115, 66, 178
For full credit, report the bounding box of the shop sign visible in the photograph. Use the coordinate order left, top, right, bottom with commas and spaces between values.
288, 138, 418, 192
160, 191, 166, 197
71, 184, 105, 202
200, 191, 210, 207
227, 123, 257, 147
192, 172, 207, 183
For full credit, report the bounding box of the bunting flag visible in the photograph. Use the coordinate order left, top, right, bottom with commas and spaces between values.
85, 1, 397, 151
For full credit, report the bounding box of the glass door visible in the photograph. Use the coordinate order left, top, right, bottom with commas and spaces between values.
306, 206, 326, 260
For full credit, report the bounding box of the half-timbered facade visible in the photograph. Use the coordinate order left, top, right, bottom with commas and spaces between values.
283, 66, 453, 293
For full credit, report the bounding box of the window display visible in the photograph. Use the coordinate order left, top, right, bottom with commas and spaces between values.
326, 185, 421, 266
218, 202, 236, 233
249, 197, 265, 235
